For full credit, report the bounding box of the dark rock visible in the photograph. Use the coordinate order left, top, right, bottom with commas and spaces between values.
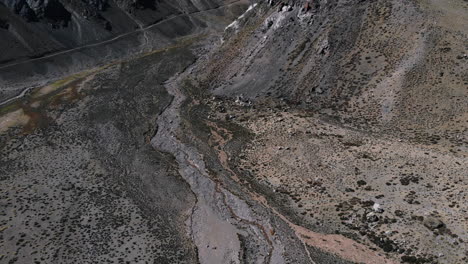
400, 174, 420, 185
394, 210, 405, 217
423, 216, 444, 230
0, 18, 10, 29
401, 255, 431, 263
357, 180, 367, 186
6, 0, 72, 26
367, 232, 397, 253
366, 212, 379, 222
81, 0, 109, 11
361, 200, 374, 207
61, 182, 74, 191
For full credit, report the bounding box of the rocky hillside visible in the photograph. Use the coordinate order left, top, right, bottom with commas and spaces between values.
0, 0, 236, 63
188, 0, 467, 263
0, 0, 247, 102
202, 0, 467, 134
0, 0, 466, 264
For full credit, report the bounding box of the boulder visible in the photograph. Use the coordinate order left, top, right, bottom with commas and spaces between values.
423, 216, 444, 230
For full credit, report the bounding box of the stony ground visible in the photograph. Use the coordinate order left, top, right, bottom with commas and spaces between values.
187, 0, 467, 263
0, 40, 202, 263
0, 0, 466, 264
202, 96, 467, 263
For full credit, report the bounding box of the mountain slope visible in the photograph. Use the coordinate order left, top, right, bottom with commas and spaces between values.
0, 0, 466, 263
0, 0, 238, 63
0, 0, 247, 102
184, 0, 467, 263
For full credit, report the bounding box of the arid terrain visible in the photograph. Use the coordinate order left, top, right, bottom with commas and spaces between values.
0, 0, 467, 263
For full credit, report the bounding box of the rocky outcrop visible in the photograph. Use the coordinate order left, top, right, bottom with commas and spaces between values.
3, 0, 72, 26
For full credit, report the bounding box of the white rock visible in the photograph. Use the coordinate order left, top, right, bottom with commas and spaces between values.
373, 203, 384, 213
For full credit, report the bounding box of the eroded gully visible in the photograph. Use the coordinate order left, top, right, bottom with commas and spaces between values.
151, 61, 284, 264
